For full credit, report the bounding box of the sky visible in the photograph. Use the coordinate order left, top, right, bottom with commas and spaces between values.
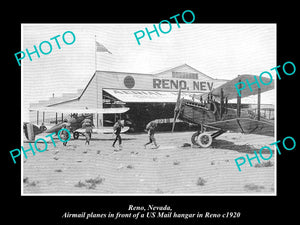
22, 23, 276, 121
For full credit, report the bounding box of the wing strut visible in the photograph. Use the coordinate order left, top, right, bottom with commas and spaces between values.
220, 88, 224, 119
36, 111, 39, 125
172, 87, 182, 132
237, 78, 241, 118
236, 119, 244, 133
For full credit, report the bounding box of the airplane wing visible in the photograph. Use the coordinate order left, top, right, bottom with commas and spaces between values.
76, 126, 130, 134
203, 74, 274, 100
29, 107, 130, 114
206, 118, 274, 136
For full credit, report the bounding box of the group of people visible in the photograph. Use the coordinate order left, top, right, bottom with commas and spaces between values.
59, 118, 93, 146
112, 119, 159, 150
59, 119, 159, 150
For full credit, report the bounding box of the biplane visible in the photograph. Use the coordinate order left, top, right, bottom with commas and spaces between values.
23, 107, 130, 142
171, 75, 275, 148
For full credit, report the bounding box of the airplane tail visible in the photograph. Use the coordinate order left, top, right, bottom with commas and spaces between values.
23, 122, 43, 142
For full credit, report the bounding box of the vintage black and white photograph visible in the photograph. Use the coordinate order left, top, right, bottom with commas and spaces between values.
21, 23, 276, 195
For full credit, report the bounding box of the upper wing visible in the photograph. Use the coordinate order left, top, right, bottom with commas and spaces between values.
202, 74, 274, 100
206, 118, 274, 136
29, 107, 130, 114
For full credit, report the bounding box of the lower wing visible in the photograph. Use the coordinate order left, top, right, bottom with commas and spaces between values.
206, 118, 274, 136
76, 126, 130, 134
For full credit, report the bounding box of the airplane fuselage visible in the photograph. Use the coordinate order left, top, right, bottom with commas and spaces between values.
178, 99, 268, 126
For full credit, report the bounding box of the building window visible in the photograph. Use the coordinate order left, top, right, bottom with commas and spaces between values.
172, 72, 198, 79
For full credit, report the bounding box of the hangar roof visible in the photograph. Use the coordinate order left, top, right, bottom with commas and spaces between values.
153, 63, 214, 80
30, 64, 219, 108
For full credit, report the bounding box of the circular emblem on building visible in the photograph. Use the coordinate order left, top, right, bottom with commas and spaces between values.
124, 76, 135, 89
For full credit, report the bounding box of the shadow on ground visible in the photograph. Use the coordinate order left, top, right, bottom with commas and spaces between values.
211, 139, 274, 154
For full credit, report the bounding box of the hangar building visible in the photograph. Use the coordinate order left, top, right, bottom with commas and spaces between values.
29, 64, 273, 132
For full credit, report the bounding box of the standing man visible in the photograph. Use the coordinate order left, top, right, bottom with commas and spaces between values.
39, 122, 47, 132
85, 124, 93, 145
82, 118, 93, 145
144, 121, 159, 149
112, 119, 124, 149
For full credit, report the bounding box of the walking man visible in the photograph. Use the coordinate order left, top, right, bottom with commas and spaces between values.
112, 119, 124, 149
144, 121, 159, 149
60, 124, 70, 146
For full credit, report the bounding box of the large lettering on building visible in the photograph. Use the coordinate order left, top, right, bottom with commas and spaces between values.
153, 78, 213, 91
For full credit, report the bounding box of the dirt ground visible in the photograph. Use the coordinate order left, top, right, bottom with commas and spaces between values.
22, 131, 275, 195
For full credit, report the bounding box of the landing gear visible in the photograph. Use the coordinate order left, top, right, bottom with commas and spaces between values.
197, 132, 213, 148
191, 131, 200, 145
25, 123, 35, 142
191, 128, 226, 148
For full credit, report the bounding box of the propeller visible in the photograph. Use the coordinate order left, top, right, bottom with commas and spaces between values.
172, 87, 182, 132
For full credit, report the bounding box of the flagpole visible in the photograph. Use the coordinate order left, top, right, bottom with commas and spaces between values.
94, 37, 112, 128
95, 35, 99, 127
95, 35, 97, 72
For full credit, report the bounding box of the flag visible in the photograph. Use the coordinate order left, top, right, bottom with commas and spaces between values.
96, 41, 112, 54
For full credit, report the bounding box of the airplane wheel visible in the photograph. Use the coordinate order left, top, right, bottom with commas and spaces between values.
73, 132, 79, 139
197, 133, 212, 148
191, 132, 200, 145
